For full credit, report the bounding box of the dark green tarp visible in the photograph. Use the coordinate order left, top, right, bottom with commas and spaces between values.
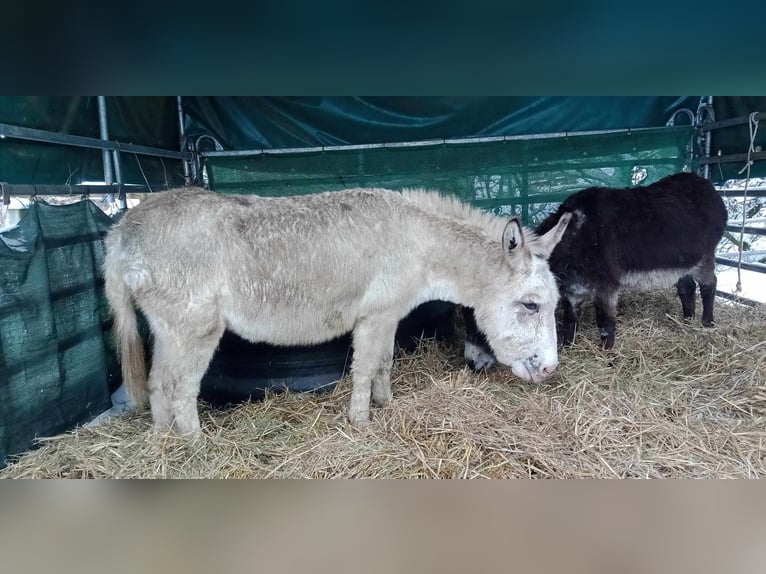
185, 96, 699, 149
0, 200, 118, 468
3, 96, 762, 188
0, 96, 184, 188
187, 96, 765, 184
207, 126, 696, 226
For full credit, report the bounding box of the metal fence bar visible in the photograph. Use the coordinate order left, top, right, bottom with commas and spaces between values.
472, 191, 570, 208
718, 188, 766, 198
699, 151, 766, 165
717, 250, 766, 259
0, 183, 170, 197
201, 126, 689, 159
699, 111, 766, 132
715, 290, 762, 307
0, 122, 190, 160
715, 256, 766, 274
724, 224, 766, 236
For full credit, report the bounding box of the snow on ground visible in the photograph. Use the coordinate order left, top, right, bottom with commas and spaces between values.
717, 268, 766, 303
717, 177, 766, 303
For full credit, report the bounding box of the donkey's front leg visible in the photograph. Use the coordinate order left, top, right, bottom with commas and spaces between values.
371, 343, 395, 406
561, 294, 584, 347
349, 316, 398, 425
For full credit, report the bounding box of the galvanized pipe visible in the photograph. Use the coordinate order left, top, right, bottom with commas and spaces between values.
97, 96, 114, 186
112, 150, 123, 183
714, 290, 761, 307
724, 224, 766, 236
699, 150, 766, 166
699, 111, 765, 132
694, 96, 715, 179
0, 183, 163, 197
112, 149, 127, 208
177, 96, 191, 185
717, 187, 766, 198
0, 122, 189, 159
703, 96, 713, 179
715, 256, 766, 274
200, 126, 691, 159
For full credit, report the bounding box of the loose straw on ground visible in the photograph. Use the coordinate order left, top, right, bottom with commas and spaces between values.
3, 290, 765, 479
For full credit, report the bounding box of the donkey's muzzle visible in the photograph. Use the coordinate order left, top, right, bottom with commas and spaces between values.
512, 354, 557, 383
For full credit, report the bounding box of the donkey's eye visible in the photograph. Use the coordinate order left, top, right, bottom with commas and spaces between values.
522, 302, 539, 312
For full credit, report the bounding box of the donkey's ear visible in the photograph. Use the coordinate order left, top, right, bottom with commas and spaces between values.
536, 212, 572, 258
502, 216, 525, 256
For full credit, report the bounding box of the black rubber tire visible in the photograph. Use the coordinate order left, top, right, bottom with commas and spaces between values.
199, 301, 457, 406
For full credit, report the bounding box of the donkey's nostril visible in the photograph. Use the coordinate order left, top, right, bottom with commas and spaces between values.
540, 363, 557, 377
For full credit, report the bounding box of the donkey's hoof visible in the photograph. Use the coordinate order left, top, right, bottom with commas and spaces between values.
348, 408, 371, 427
702, 318, 715, 328
464, 341, 496, 371
152, 423, 174, 436
171, 414, 202, 436
601, 338, 615, 350
372, 391, 393, 406
152, 423, 202, 441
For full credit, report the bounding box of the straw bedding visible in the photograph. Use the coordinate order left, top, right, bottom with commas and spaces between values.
3, 290, 765, 479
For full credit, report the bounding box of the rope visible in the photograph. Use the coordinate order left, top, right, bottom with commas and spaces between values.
734, 112, 760, 292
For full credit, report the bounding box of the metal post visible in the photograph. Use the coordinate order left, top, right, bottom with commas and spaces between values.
112, 150, 122, 183
97, 96, 114, 185
702, 96, 714, 180
98, 96, 127, 210
694, 96, 715, 179
177, 96, 191, 186
112, 150, 126, 209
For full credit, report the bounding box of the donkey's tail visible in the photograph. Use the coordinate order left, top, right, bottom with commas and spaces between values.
104, 239, 149, 409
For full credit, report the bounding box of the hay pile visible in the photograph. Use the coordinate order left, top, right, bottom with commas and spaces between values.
3, 290, 765, 478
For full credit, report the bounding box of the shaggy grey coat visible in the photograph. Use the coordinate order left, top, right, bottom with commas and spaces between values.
104, 187, 569, 433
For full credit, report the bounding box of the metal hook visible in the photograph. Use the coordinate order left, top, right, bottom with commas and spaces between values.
666, 108, 695, 127
194, 134, 224, 153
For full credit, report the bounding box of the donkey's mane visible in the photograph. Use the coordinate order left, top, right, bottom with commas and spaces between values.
399, 188, 543, 254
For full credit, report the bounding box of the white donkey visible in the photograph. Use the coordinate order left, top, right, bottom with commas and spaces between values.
104, 187, 570, 434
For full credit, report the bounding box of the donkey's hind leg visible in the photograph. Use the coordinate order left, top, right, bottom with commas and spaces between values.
594, 288, 619, 350
676, 274, 697, 319
350, 315, 399, 425
693, 254, 717, 327
371, 348, 395, 407
147, 314, 224, 435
